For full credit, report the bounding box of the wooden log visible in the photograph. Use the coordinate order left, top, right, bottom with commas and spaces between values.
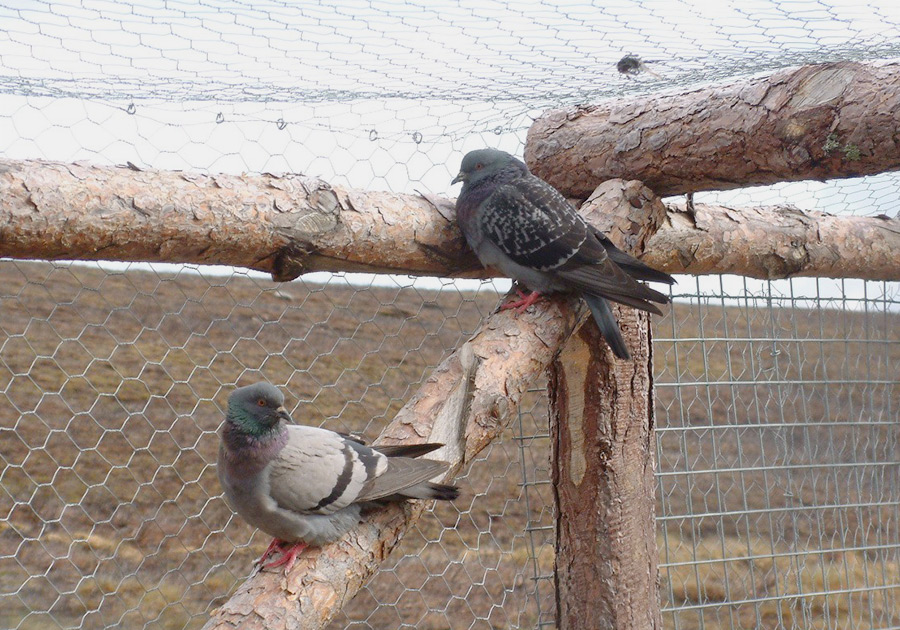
648, 200, 900, 280
548, 180, 663, 630
550, 315, 660, 630
0, 158, 476, 281
1, 159, 897, 281
526, 60, 900, 197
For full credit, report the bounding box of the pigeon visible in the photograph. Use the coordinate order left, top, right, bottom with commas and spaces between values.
218, 382, 459, 572
451, 148, 674, 359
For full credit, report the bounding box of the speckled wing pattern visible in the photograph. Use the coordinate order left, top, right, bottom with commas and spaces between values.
478, 171, 670, 314
478, 176, 591, 272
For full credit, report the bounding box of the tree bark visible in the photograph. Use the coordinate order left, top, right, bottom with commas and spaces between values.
1, 159, 897, 281
0, 158, 476, 281
550, 316, 660, 630
646, 200, 900, 280
526, 60, 900, 198
549, 185, 662, 630
202, 295, 588, 630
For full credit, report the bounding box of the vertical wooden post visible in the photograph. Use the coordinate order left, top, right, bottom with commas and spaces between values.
549, 303, 661, 629
550, 169, 662, 630
544, 177, 667, 629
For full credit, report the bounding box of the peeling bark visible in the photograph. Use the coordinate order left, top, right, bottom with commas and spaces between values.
1, 159, 897, 282
526, 60, 900, 197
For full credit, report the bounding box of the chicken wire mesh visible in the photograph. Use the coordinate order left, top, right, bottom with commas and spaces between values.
0, 263, 557, 629
0, 1, 899, 629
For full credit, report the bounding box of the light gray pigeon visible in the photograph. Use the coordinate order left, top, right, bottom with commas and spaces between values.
452, 148, 675, 360
218, 382, 458, 572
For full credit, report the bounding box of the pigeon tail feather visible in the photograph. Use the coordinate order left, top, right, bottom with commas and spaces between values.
605, 252, 676, 285
584, 294, 631, 360
421, 482, 460, 501
372, 443, 444, 458
592, 231, 676, 286
379, 481, 460, 502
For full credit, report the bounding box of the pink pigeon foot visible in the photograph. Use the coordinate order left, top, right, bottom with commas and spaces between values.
257, 538, 285, 567
260, 540, 308, 573
501, 288, 543, 314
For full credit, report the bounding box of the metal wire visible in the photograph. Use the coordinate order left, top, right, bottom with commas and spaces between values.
1, 1, 899, 629
656, 275, 900, 630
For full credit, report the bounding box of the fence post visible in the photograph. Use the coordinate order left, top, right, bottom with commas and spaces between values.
549, 305, 661, 629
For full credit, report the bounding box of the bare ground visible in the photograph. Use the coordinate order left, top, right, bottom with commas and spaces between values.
0, 261, 897, 629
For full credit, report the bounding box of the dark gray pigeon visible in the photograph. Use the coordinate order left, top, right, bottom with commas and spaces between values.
218, 382, 458, 572
452, 148, 674, 359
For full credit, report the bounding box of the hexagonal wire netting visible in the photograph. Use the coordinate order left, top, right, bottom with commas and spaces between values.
0, 1, 898, 629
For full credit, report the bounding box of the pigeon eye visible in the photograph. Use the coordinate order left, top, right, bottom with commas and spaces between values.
257, 399, 266, 407
475, 163, 484, 170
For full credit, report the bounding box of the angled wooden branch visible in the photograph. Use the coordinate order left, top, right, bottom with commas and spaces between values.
526, 60, 900, 197
202, 296, 586, 629
1, 158, 897, 281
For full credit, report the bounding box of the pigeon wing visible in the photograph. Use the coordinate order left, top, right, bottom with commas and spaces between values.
480, 177, 669, 312
478, 177, 591, 272
373, 443, 444, 458
267, 425, 378, 516
557, 252, 670, 314
354, 455, 449, 503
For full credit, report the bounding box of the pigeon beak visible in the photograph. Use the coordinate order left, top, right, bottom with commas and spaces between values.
451, 171, 465, 185
275, 406, 292, 424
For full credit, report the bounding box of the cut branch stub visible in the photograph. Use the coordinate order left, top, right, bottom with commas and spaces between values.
580, 179, 670, 255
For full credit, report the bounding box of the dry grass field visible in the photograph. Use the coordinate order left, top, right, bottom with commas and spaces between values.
0, 261, 897, 629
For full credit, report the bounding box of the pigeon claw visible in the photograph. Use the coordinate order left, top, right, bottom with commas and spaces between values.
257, 538, 285, 566
258, 539, 308, 573
501, 289, 543, 314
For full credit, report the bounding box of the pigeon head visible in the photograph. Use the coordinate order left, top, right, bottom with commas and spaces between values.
227, 382, 292, 436
451, 148, 527, 187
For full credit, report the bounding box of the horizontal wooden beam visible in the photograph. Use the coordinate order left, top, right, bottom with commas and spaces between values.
526, 60, 900, 197
1, 158, 897, 282
645, 200, 900, 280
0, 158, 477, 281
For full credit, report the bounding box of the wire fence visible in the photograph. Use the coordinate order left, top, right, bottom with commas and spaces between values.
1, 1, 899, 629
1, 265, 896, 629
655, 276, 899, 629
